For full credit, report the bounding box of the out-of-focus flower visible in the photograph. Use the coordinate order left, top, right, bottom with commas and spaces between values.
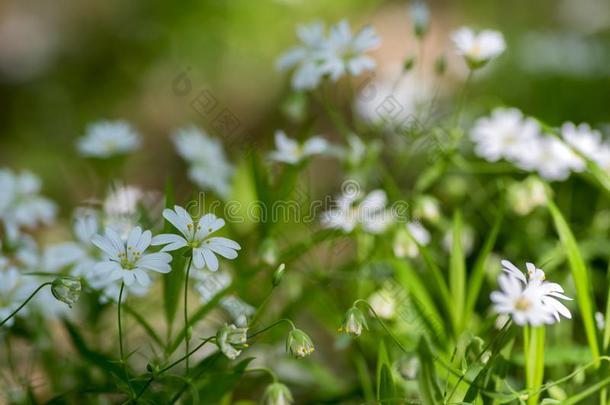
0, 260, 31, 326
277, 20, 380, 90
0, 169, 56, 241
216, 324, 248, 360
321, 188, 392, 234
286, 329, 315, 358
263, 382, 294, 405
92, 226, 172, 288
523, 135, 582, 181
393, 222, 430, 258
320, 20, 380, 82
220, 295, 255, 327
414, 196, 441, 223
491, 260, 572, 325
268, 130, 334, 164
409, 1, 430, 38
596, 311, 605, 330
152, 206, 240, 271
470, 108, 541, 164
339, 306, 368, 336
172, 127, 234, 199
77, 120, 141, 158
451, 27, 506, 69
51, 276, 81, 308
442, 225, 475, 256
103, 184, 146, 239
507, 177, 548, 216
368, 289, 396, 319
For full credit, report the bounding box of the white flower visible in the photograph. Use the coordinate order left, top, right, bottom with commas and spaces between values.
320, 20, 380, 81
92, 226, 172, 288
172, 127, 234, 198
0, 262, 31, 326
216, 324, 248, 360
268, 130, 333, 164
276, 21, 328, 90
321, 189, 392, 234
451, 27, 506, 69
103, 184, 147, 240
596, 312, 605, 331
522, 135, 581, 181
221, 295, 255, 327
0, 169, 56, 240
470, 108, 541, 163
442, 225, 475, 256
414, 196, 441, 223
152, 206, 240, 271
562, 122, 602, 159
507, 177, 548, 216
492, 260, 572, 325
394, 221, 431, 258
277, 20, 380, 90
77, 120, 141, 158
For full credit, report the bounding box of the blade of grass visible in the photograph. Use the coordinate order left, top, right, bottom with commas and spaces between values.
450, 210, 466, 337
415, 242, 452, 318
547, 200, 600, 367
465, 210, 503, 323
525, 326, 545, 405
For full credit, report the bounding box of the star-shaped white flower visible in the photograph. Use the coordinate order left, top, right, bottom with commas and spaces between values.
77, 120, 141, 158
152, 206, 241, 271
92, 226, 172, 288
452, 27, 506, 69
268, 130, 333, 165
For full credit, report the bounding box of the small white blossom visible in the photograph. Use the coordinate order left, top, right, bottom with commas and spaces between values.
77, 120, 141, 158
152, 206, 240, 271
268, 130, 333, 165
0, 169, 56, 240
216, 324, 248, 360
172, 126, 234, 198
368, 289, 396, 319
507, 177, 548, 216
321, 189, 392, 234
92, 226, 172, 288
491, 260, 572, 325
452, 27, 506, 69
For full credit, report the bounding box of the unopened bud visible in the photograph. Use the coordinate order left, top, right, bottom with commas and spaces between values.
51, 276, 81, 308
272, 263, 286, 287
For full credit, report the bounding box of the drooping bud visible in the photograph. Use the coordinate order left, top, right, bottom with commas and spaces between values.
51, 276, 81, 308
262, 382, 294, 405
339, 306, 368, 337
216, 324, 248, 360
285, 329, 315, 358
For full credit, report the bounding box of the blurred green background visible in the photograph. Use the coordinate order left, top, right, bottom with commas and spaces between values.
1, 0, 610, 213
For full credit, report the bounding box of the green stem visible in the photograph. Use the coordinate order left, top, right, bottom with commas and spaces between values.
525, 326, 545, 405
134, 336, 215, 401
0, 282, 52, 327
248, 318, 296, 339
353, 299, 408, 354
244, 367, 278, 383
183, 255, 193, 373
117, 282, 135, 398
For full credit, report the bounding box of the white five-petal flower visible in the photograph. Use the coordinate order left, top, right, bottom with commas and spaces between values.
268, 130, 333, 165
152, 206, 241, 271
321, 188, 392, 234
452, 27, 506, 69
92, 226, 171, 288
77, 120, 141, 158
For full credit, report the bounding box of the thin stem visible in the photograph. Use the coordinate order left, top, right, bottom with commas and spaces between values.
353, 299, 408, 354
452, 69, 474, 129
244, 367, 278, 383
0, 282, 52, 327
248, 318, 296, 339
526, 326, 545, 405
134, 336, 215, 401
118, 282, 134, 398
183, 255, 193, 373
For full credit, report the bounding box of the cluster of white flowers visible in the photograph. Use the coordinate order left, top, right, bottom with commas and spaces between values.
471, 108, 610, 181
491, 260, 572, 326
277, 20, 380, 90
0, 169, 56, 241
321, 188, 392, 234
77, 120, 141, 158
172, 127, 234, 199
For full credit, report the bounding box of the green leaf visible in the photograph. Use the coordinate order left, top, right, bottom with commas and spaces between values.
162, 178, 185, 335
450, 210, 466, 336
465, 210, 503, 322
390, 259, 447, 344
547, 200, 600, 366
416, 243, 452, 318
525, 327, 545, 405
417, 337, 443, 405
376, 340, 393, 403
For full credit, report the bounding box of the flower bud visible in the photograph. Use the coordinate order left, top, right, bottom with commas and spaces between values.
286, 329, 315, 358
410, 1, 430, 38
263, 382, 294, 405
272, 263, 286, 287
51, 276, 81, 308
338, 306, 368, 337
216, 324, 248, 360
